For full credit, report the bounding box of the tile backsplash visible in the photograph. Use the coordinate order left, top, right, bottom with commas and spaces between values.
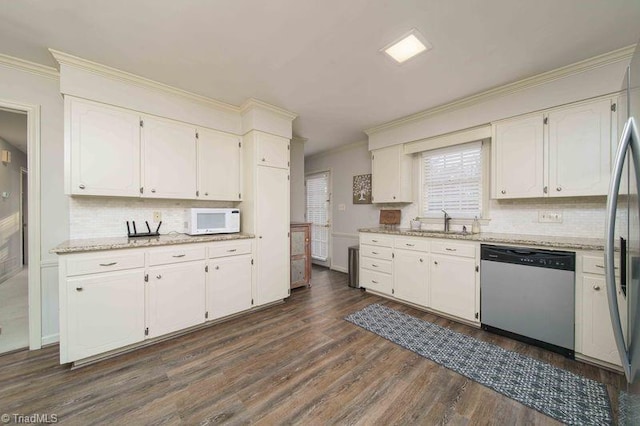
69, 197, 238, 239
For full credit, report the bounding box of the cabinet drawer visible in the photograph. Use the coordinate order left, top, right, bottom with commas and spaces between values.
361, 257, 392, 274
360, 244, 393, 261
148, 245, 206, 266
582, 255, 620, 275
360, 234, 393, 247
394, 237, 428, 252
66, 251, 145, 276
360, 268, 392, 294
208, 240, 252, 258
431, 241, 476, 258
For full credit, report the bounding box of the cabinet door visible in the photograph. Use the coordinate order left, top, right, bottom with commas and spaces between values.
371, 145, 412, 203
68, 97, 141, 196
290, 226, 309, 288
256, 132, 289, 169
548, 99, 612, 197
394, 249, 428, 306
207, 255, 252, 320
255, 166, 290, 305
198, 128, 242, 201
492, 115, 544, 198
146, 261, 206, 338
581, 276, 622, 366
429, 254, 476, 321
67, 270, 145, 361
142, 117, 197, 199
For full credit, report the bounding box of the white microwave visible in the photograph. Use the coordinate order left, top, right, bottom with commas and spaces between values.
185, 208, 240, 235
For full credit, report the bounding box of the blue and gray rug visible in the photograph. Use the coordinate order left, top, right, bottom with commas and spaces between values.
345, 303, 612, 425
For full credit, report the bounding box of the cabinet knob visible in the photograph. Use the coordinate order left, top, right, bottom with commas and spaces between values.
262, 158, 266, 162
151, 189, 156, 193
156, 274, 162, 279
501, 190, 506, 194
593, 285, 601, 291
205, 192, 208, 196
393, 196, 396, 200
556, 186, 562, 192
259, 236, 263, 239
434, 261, 438, 265
215, 266, 220, 270
79, 184, 86, 190
419, 258, 424, 263
75, 287, 83, 292
543, 186, 548, 194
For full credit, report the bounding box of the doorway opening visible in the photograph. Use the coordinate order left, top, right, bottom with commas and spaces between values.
0, 108, 29, 354
305, 171, 331, 267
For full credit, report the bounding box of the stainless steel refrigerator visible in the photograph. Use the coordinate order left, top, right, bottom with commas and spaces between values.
606, 40, 640, 425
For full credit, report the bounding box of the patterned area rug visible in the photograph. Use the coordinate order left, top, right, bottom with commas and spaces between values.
345, 304, 612, 425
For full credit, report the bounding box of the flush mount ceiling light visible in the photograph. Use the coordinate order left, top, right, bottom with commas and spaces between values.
382, 29, 432, 64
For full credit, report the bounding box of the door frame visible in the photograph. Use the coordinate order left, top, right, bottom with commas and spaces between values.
304, 168, 332, 268
0, 100, 42, 350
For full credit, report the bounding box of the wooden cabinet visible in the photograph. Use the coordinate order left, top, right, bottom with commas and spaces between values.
197, 128, 242, 201
256, 132, 289, 169
492, 96, 615, 199
290, 222, 311, 289
207, 254, 252, 320
66, 270, 145, 361
141, 116, 197, 199
393, 249, 428, 306
371, 145, 412, 203
66, 97, 141, 196
492, 114, 544, 199
429, 253, 477, 322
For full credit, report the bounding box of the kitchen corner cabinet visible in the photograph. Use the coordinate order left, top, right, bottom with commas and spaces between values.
66, 97, 142, 197
197, 128, 242, 201
290, 222, 311, 289
371, 145, 412, 203
141, 116, 198, 199
492, 96, 614, 199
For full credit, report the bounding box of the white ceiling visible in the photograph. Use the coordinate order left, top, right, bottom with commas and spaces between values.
0, 1, 639, 155
0, 109, 27, 154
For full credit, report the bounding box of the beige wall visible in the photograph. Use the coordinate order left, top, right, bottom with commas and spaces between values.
290, 138, 305, 223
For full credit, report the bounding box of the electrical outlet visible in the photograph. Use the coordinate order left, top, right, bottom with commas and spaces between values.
153, 211, 162, 222
538, 210, 563, 223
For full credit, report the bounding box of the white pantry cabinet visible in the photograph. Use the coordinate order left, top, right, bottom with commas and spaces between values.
256, 132, 289, 169
141, 116, 198, 199
371, 145, 412, 203
207, 254, 252, 320
197, 128, 242, 201
393, 249, 429, 306
66, 97, 141, 196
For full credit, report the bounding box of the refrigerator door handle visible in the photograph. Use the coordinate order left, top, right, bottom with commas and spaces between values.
606, 116, 640, 382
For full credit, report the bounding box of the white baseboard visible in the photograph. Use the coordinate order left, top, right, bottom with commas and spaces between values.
330, 265, 348, 273
41, 334, 59, 346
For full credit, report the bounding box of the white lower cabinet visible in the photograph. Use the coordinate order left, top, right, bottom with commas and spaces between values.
393, 249, 428, 306
146, 261, 206, 338
429, 254, 477, 322
207, 254, 252, 320
67, 270, 145, 361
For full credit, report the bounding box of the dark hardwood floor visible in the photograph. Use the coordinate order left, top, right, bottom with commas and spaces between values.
0, 266, 625, 425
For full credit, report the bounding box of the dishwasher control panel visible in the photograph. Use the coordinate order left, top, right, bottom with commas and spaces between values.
480, 244, 575, 271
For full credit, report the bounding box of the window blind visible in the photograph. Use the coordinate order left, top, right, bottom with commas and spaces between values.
306, 172, 329, 261
422, 141, 482, 219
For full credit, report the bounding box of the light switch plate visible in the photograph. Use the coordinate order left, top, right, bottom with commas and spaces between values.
538, 210, 563, 223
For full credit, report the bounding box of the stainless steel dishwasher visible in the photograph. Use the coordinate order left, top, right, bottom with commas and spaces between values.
480, 244, 576, 358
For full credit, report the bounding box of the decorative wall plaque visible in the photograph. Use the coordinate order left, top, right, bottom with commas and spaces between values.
353, 174, 372, 204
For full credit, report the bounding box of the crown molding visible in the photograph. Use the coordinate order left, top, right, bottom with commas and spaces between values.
0, 53, 59, 80
240, 97, 297, 121
365, 44, 636, 136
291, 136, 309, 144
306, 139, 368, 160
49, 49, 240, 113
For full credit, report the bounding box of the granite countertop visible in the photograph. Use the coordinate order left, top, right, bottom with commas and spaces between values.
358, 227, 606, 251
51, 233, 255, 254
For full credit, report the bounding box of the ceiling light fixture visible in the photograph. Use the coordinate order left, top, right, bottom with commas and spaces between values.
382, 29, 431, 64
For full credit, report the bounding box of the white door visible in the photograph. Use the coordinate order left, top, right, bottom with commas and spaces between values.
492, 115, 544, 198
69, 97, 141, 196
429, 254, 476, 321
207, 255, 252, 319
255, 166, 289, 305
142, 116, 197, 199
146, 261, 206, 338
306, 172, 330, 265
394, 250, 429, 306
256, 132, 289, 169
371, 145, 399, 202
581, 276, 622, 366
548, 99, 612, 197
198, 128, 242, 201
67, 270, 145, 361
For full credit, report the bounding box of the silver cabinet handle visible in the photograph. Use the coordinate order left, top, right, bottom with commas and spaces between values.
371, 280, 378, 284
172, 254, 186, 258
372, 251, 379, 255
556, 186, 562, 191
227, 249, 237, 252
543, 186, 548, 194
76, 287, 83, 292
79, 184, 86, 189
156, 274, 162, 279
593, 285, 601, 291
151, 189, 156, 193
99, 262, 117, 266
445, 248, 457, 252
501, 190, 506, 194
406, 243, 415, 247
372, 239, 378, 243
371, 264, 378, 268
595, 264, 619, 270
215, 266, 220, 270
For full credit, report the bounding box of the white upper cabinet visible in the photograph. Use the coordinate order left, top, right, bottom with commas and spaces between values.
492, 114, 544, 199
142, 116, 198, 199
67, 97, 141, 196
197, 128, 242, 201
371, 144, 412, 203
548, 99, 612, 197
256, 132, 289, 169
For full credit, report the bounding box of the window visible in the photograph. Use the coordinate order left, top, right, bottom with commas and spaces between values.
305, 172, 330, 261
422, 141, 482, 219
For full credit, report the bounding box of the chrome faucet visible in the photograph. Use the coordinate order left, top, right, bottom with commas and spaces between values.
442, 209, 451, 232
